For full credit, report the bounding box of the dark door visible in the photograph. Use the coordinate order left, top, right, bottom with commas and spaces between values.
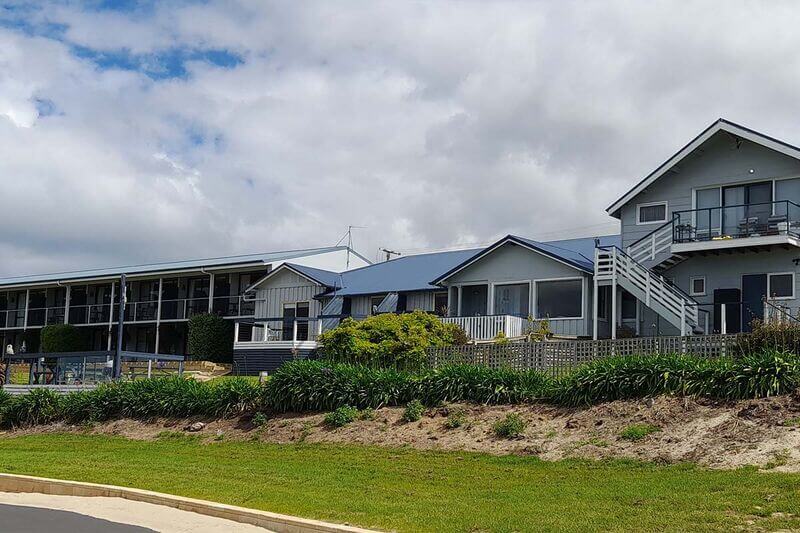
741, 274, 767, 332
462, 285, 488, 316
713, 288, 741, 334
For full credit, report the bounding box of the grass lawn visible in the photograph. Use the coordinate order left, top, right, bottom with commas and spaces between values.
0, 434, 799, 532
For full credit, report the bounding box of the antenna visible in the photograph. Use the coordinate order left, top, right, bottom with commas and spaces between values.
336, 226, 366, 269
380, 248, 401, 262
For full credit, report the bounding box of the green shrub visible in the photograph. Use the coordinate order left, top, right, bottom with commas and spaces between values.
493, 413, 526, 439
358, 407, 376, 421
317, 310, 468, 370
187, 313, 234, 363
2, 388, 62, 427
419, 364, 551, 405
207, 377, 262, 417
620, 424, 661, 441
741, 320, 800, 354
251, 412, 269, 427
325, 406, 360, 427
444, 409, 467, 429
684, 350, 800, 400
40, 324, 87, 353
402, 399, 425, 422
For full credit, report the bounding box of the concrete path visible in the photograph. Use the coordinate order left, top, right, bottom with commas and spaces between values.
0, 492, 273, 532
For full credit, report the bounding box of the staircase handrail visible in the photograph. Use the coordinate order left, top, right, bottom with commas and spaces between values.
627, 214, 676, 252
763, 297, 800, 325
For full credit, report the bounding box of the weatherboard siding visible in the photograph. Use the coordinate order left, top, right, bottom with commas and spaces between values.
619, 134, 800, 250
253, 269, 324, 319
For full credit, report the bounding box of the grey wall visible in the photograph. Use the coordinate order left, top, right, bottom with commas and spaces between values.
619, 133, 800, 250
441, 242, 594, 337
348, 290, 444, 317
254, 269, 325, 319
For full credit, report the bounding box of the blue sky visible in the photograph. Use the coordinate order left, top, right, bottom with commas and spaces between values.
1, 1, 800, 275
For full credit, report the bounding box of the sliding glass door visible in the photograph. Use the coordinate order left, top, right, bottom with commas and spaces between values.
722, 181, 771, 236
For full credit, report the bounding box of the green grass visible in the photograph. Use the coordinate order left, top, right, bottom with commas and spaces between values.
0, 435, 799, 531
620, 424, 661, 442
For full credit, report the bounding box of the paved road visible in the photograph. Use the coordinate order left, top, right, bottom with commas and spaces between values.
0, 503, 156, 532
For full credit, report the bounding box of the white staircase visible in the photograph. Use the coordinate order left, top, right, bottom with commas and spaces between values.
595, 246, 700, 336
626, 219, 688, 272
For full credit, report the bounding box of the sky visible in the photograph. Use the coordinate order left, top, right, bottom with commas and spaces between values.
2, 1, 800, 275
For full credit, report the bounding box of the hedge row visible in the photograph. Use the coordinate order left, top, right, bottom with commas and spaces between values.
1, 350, 798, 427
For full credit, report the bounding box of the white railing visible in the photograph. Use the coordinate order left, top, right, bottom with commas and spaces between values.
234, 318, 323, 345
596, 247, 698, 333
627, 219, 674, 263
440, 315, 527, 341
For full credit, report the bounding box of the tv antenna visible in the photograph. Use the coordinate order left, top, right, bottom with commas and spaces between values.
380, 248, 401, 262
335, 225, 366, 268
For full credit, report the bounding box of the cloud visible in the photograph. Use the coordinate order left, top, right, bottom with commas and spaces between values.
0, 0, 800, 275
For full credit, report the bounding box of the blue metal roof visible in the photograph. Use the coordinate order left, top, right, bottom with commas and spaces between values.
431, 234, 622, 283
319, 248, 482, 297
284, 263, 345, 289
0, 246, 358, 287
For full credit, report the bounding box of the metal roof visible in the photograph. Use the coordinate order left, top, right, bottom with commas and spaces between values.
0, 246, 358, 288
431, 234, 621, 284
606, 118, 800, 217
281, 263, 345, 289
319, 248, 482, 297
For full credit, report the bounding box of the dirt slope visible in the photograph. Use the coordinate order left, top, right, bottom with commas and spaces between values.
7, 394, 800, 471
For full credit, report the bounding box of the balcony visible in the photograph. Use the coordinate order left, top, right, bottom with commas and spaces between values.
628, 200, 800, 265
440, 315, 528, 341
234, 318, 322, 350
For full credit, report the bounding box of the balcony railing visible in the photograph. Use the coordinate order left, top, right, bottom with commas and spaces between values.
440, 315, 528, 341
673, 200, 800, 244
234, 318, 323, 345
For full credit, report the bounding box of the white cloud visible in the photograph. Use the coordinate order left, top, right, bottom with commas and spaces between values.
1, 0, 800, 275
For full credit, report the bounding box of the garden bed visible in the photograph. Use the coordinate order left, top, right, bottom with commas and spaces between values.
8, 393, 800, 471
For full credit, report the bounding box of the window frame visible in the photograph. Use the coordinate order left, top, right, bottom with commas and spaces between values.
432, 291, 449, 316
369, 294, 387, 315
636, 201, 669, 225
534, 276, 585, 321
491, 281, 532, 317
689, 276, 706, 297
768, 272, 795, 300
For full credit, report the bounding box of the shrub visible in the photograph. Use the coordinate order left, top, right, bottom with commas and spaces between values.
325, 406, 360, 427
419, 364, 551, 405
493, 413, 526, 439
684, 350, 800, 400
251, 412, 268, 427
187, 313, 234, 363
741, 320, 800, 355
358, 407, 376, 421
317, 310, 467, 370
620, 424, 661, 441
40, 324, 87, 353
444, 409, 467, 429
207, 377, 262, 417
2, 388, 62, 427
402, 399, 425, 422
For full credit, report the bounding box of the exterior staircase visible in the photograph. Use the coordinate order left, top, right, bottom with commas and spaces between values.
626, 218, 689, 273
595, 246, 701, 336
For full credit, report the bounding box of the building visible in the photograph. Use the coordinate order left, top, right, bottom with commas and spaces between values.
0, 246, 369, 355
597, 118, 800, 338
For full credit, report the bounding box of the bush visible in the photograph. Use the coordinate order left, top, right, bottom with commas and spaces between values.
251, 412, 269, 427
493, 413, 526, 439
187, 313, 234, 363
741, 320, 800, 356
317, 310, 467, 370
402, 400, 425, 422
2, 388, 62, 427
40, 324, 87, 353
418, 364, 551, 405
325, 406, 360, 427
620, 424, 660, 441
444, 408, 467, 429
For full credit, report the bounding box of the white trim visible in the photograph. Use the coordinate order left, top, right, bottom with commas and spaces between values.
247, 263, 329, 291
672, 234, 800, 254
768, 272, 796, 300
635, 201, 669, 225
533, 276, 585, 321
689, 276, 706, 297
608, 119, 800, 215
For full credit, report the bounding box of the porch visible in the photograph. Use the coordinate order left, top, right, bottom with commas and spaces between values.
440, 315, 529, 341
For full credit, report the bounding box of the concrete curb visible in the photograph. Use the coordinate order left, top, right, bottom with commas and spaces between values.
0, 473, 379, 533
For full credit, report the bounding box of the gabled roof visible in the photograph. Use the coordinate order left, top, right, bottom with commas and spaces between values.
606, 118, 800, 217
0, 245, 362, 288
319, 248, 481, 297
249, 262, 344, 291
431, 234, 621, 284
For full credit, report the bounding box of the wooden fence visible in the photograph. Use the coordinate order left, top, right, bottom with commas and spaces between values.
427, 334, 745, 377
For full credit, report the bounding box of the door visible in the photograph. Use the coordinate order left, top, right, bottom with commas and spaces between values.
713, 288, 741, 334
741, 274, 767, 332
723, 182, 772, 236
461, 285, 488, 316
283, 302, 310, 341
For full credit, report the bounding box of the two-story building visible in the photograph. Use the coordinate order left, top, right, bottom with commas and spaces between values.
596, 119, 800, 338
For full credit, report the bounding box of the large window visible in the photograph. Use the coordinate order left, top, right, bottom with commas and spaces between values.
637, 202, 668, 224
695, 188, 721, 236
493, 283, 529, 317
768, 273, 795, 300
536, 279, 583, 319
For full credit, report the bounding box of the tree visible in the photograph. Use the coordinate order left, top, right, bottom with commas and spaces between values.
187, 313, 234, 363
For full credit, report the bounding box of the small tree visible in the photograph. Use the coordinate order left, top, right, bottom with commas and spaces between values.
40, 324, 87, 353
187, 313, 234, 363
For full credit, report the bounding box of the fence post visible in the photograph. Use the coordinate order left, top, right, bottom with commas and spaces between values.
680, 300, 686, 338
721, 304, 727, 335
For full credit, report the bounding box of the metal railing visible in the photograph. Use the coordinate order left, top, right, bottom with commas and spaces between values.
234, 317, 323, 344
440, 315, 528, 340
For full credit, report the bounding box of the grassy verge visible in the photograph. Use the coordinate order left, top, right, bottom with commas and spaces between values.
0, 435, 799, 532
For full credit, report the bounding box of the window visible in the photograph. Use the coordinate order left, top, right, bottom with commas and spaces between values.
370, 295, 385, 314
433, 292, 448, 316
536, 279, 583, 319
695, 188, 721, 235
775, 178, 800, 218
621, 290, 637, 320
493, 283, 530, 317
768, 273, 795, 300
597, 286, 608, 320
690, 277, 706, 296
636, 202, 668, 224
